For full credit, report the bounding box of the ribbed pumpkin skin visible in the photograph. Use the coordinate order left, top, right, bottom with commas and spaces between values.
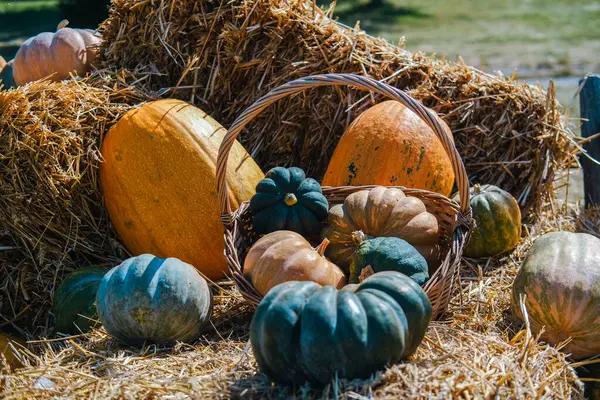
250, 271, 432, 386
54, 267, 108, 334
512, 232, 600, 360
13, 27, 101, 86
457, 185, 521, 258
349, 237, 428, 285
250, 167, 328, 236
96, 254, 213, 345
0, 333, 24, 370
244, 231, 346, 296
100, 100, 264, 280
321, 186, 440, 271
322, 100, 455, 196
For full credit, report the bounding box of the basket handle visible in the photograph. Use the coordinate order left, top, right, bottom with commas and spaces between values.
216, 74, 471, 219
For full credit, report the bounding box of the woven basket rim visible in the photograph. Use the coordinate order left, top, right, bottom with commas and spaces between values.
215, 73, 474, 319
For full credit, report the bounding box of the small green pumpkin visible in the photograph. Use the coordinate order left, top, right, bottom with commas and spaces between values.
348, 235, 429, 285
96, 254, 213, 345
250, 271, 432, 386
0, 59, 15, 89
454, 184, 521, 258
250, 167, 328, 236
54, 267, 108, 334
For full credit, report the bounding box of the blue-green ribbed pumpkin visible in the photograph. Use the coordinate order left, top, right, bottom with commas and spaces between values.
0, 59, 15, 89
349, 236, 429, 285
250, 167, 328, 236
250, 271, 432, 386
54, 267, 108, 334
96, 254, 213, 345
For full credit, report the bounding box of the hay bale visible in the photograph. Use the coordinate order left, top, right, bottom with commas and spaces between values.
0, 206, 587, 398
100, 0, 574, 215
0, 72, 149, 334
578, 206, 600, 237
1, 208, 585, 398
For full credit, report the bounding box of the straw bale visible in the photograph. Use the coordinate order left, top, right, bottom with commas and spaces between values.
577, 206, 600, 238
0, 205, 587, 399
0, 72, 149, 334
100, 0, 575, 216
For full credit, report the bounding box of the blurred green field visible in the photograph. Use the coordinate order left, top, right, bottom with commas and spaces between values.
0, 1, 60, 59
333, 0, 600, 78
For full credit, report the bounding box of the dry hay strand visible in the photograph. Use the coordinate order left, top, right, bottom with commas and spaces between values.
0, 71, 150, 336
0, 205, 586, 399
100, 0, 575, 216
0, 295, 581, 399
577, 206, 600, 238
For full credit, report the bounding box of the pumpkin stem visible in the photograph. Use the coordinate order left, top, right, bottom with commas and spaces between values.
351, 230, 367, 245
315, 238, 330, 257
284, 193, 298, 206
473, 184, 481, 194
57, 19, 69, 30
358, 265, 375, 282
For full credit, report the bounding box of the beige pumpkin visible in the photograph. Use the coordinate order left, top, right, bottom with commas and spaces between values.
244, 231, 346, 296
13, 20, 101, 86
321, 186, 441, 272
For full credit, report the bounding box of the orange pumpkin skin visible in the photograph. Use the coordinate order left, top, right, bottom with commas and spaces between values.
322, 100, 455, 196
13, 23, 101, 86
100, 99, 264, 280
244, 231, 346, 296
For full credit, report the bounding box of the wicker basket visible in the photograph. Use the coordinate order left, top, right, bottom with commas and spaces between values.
216, 74, 473, 319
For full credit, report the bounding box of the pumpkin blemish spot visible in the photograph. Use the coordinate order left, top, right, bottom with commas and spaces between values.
347, 162, 358, 185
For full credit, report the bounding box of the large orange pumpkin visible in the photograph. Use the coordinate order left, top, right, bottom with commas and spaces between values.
322, 100, 455, 196
100, 99, 264, 280
13, 20, 101, 86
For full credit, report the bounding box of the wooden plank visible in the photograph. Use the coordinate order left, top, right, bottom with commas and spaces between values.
580, 74, 600, 207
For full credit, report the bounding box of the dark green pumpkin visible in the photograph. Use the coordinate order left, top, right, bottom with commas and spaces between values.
454, 184, 521, 258
250, 271, 432, 386
349, 236, 429, 285
250, 167, 328, 236
96, 254, 213, 345
0, 60, 15, 89
54, 267, 108, 334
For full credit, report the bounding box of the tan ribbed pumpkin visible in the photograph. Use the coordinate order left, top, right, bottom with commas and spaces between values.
100, 99, 264, 280
244, 231, 346, 296
13, 20, 101, 86
321, 186, 442, 272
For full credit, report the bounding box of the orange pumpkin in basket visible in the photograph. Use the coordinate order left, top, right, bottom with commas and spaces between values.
100, 99, 264, 280
322, 100, 455, 197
